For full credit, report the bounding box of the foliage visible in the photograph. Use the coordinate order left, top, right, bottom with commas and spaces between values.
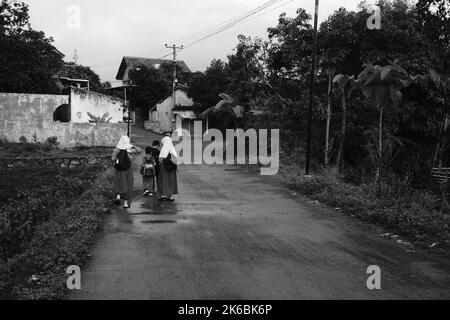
44, 136, 59, 149
0, 0, 64, 94
58, 63, 107, 93
87, 112, 112, 123
128, 65, 171, 113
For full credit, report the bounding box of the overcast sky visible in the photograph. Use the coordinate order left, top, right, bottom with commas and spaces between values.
27, 0, 362, 85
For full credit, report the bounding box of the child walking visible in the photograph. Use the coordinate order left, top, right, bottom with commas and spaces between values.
141, 140, 160, 197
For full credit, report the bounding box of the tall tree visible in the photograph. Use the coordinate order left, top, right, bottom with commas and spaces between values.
355, 60, 410, 192
0, 0, 64, 94
128, 66, 171, 115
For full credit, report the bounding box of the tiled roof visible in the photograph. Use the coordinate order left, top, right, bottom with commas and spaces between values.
115, 56, 191, 80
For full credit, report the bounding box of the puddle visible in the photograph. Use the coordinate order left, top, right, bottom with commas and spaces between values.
140, 220, 177, 224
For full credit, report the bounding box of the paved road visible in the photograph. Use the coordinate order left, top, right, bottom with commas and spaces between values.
70, 128, 450, 300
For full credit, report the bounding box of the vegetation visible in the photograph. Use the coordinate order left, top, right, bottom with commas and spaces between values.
0, 0, 110, 94
186, 0, 450, 253
0, 142, 114, 299
188, 0, 450, 186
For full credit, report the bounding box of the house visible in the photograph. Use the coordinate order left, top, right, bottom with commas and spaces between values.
145, 88, 200, 135
115, 56, 195, 129
115, 56, 191, 83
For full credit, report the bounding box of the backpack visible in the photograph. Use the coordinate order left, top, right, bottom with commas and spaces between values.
141, 156, 156, 177
163, 154, 177, 172
115, 150, 131, 171
142, 163, 156, 177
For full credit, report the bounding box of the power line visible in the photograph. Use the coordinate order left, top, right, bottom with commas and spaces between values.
92, 0, 287, 68
155, 0, 291, 59
182, 0, 293, 51
141, 0, 282, 57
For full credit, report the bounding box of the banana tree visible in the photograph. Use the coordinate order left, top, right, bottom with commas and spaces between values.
321, 48, 349, 166
355, 60, 410, 192
332, 74, 355, 170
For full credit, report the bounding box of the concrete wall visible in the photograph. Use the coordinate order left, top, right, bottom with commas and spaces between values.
70, 87, 124, 123
0, 93, 68, 138
0, 92, 127, 147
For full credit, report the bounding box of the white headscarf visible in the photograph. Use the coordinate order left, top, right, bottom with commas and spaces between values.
116, 135, 133, 151
159, 136, 177, 159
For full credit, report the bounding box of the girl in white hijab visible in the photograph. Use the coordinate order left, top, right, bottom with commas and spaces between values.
159, 136, 178, 161
112, 135, 140, 208
158, 135, 178, 201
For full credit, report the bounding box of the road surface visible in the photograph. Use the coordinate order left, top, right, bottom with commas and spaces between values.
70, 128, 450, 299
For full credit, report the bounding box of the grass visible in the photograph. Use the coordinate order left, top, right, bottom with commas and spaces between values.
246, 155, 450, 255
0, 142, 114, 300
0, 139, 113, 159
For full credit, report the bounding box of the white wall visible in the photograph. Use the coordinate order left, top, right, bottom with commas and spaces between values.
70, 88, 124, 123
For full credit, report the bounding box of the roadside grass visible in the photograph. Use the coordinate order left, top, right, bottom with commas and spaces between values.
275, 162, 450, 254
0, 143, 114, 299
244, 154, 450, 255
0, 138, 112, 159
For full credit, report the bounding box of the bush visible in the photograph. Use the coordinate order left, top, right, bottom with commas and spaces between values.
45, 137, 59, 149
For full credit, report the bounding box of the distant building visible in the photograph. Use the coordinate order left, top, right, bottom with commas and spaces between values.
145, 88, 199, 135
115, 56, 196, 129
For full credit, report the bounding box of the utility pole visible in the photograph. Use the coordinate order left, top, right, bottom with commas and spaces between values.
73, 49, 78, 65
124, 83, 130, 137
305, 0, 319, 177
165, 44, 183, 131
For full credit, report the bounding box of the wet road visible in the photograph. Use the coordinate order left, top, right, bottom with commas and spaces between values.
69, 159, 450, 299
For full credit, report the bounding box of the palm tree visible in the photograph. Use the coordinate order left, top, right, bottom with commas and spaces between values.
332, 74, 355, 170
355, 60, 410, 192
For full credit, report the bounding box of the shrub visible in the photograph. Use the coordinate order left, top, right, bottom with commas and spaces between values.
19, 136, 27, 144
45, 137, 59, 149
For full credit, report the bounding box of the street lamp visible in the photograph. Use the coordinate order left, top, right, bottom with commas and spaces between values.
305, 0, 319, 177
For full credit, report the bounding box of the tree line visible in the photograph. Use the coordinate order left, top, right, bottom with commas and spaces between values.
186, 0, 450, 189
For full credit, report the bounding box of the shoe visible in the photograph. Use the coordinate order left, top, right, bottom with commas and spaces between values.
123, 200, 131, 209
114, 195, 121, 205
167, 197, 175, 202
143, 190, 150, 197
149, 193, 154, 197
158, 196, 167, 201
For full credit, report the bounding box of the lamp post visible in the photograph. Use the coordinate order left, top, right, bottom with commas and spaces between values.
123, 80, 133, 137
305, 0, 319, 177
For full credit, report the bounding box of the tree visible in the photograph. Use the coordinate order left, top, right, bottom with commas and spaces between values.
333, 74, 355, 170
0, 0, 64, 94
128, 66, 171, 115
321, 48, 349, 166
188, 59, 231, 114
355, 60, 410, 192
58, 63, 104, 92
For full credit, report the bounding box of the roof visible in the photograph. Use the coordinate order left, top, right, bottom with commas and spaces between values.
115, 56, 191, 80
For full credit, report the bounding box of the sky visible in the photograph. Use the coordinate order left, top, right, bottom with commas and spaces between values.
26, 0, 362, 86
